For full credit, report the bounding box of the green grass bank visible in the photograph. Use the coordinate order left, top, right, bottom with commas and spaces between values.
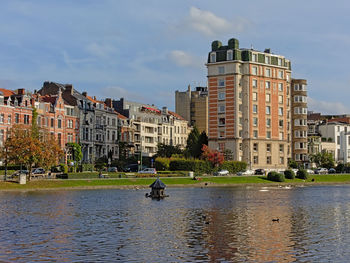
2, 173, 350, 191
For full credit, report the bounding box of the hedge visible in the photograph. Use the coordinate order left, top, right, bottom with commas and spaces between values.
80, 164, 94, 172
267, 171, 285, 182
296, 169, 308, 180
284, 169, 295, 179
218, 161, 247, 174
169, 159, 212, 173
155, 157, 170, 171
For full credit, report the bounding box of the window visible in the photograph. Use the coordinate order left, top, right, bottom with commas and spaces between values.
0, 114, 4, 123
239, 117, 243, 125
266, 118, 271, 127
0, 129, 3, 147
265, 56, 270, 64
278, 70, 284, 79
266, 94, 270, 102
278, 83, 283, 92
218, 79, 225, 87
278, 95, 283, 104
253, 117, 258, 126
279, 144, 284, 153
218, 92, 225, 100
252, 92, 257, 101
58, 133, 62, 146
337, 136, 340, 144
227, 50, 233, 60
239, 104, 242, 112
253, 104, 258, 113
253, 130, 258, 138
265, 81, 270, 89
51, 118, 54, 128
252, 79, 258, 88
280, 157, 284, 164
218, 105, 225, 113
219, 118, 225, 126
239, 130, 242, 137
265, 68, 271, 77
267, 156, 271, 164
253, 156, 258, 164
252, 53, 257, 62
278, 58, 282, 66
279, 107, 283, 116
266, 144, 271, 152
210, 52, 216, 63
15, 114, 19, 123
253, 143, 258, 151
279, 119, 284, 128
252, 66, 258, 75
218, 66, 225, 74
24, 115, 29, 124
279, 132, 284, 140
58, 119, 62, 128
7, 115, 11, 124
267, 131, 271, 139
294, 84, 299, 91
219, 131, 225, 138
266, 106, 271, 115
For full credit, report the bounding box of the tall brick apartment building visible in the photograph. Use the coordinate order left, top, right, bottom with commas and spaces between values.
206, 38, 293, 170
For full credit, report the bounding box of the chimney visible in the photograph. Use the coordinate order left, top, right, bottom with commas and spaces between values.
105, 98, 113, 108
82, 91, 87, 97
94, 96, 96, 100
18, 89, 25, 95
65, 84, 73, 95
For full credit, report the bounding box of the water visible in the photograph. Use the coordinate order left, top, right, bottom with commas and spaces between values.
1, 185, 350, 262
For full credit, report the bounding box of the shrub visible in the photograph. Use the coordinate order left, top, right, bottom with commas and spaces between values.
80, 163, 94, 172
59, 164, 68, 174
169, 159, 212, 173
296, 169, 308, 180
284, 169, 295, 179
218, 161, 247, 174
155, 157, 170, 171
267, 171, 285, 182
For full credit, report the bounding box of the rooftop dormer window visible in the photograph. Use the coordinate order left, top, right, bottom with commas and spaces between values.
210, 52, 216, 63
227, 50, 233, 60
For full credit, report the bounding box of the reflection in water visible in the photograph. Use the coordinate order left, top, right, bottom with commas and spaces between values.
1, 186, 350, 262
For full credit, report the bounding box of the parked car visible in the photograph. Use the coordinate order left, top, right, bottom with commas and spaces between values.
314, 168, 328, 174
32, 168, 46, 174
214, 169, 229, 176
11, 170, 29, 178
138, 168, 157, 174
237, 169, 255, 176
328, 168, 336, 174
123, 164, 147, 172
107, 167, 118, 172
254, 169, 265, 175
306, 169, 314, 174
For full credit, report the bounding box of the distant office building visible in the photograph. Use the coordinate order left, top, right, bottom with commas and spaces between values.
206, 38, 292, 169
175, 85, 208, 134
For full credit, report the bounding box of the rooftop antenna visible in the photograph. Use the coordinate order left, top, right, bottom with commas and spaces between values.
251, 44, 254, 50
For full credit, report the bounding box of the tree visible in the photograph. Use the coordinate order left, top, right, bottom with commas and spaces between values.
3, 122, 63, 180
185, 128, 208, 159
156, 143, 183, 158
66, 142, 83, 163
201, 145, 224, 167
310, 151, 335, 169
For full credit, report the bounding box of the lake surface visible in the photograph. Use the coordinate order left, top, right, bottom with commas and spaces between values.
1, 185, 350, 262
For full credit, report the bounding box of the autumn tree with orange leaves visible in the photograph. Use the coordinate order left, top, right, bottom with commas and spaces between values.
1, 108, 63, 179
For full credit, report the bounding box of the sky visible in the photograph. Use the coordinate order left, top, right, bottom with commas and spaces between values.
0, 0, 349, 114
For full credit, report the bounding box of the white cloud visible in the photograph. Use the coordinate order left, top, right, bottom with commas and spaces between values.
169, 50, 203, 68
183, 7, 251, 37
85, 43, 117, 58
308, 97, 350, 115
62, 51, 93, 68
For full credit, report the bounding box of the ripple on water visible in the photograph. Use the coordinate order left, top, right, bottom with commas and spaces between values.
1, 186, 350, 262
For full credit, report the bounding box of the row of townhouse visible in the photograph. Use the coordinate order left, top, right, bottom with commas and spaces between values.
0, 82, 191, 165
113, 98, 190, 157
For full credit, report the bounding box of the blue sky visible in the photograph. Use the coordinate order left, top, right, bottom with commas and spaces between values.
0, 0, 349, 114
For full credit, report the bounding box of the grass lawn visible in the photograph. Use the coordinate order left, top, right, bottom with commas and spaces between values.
1, 174, 350, 190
